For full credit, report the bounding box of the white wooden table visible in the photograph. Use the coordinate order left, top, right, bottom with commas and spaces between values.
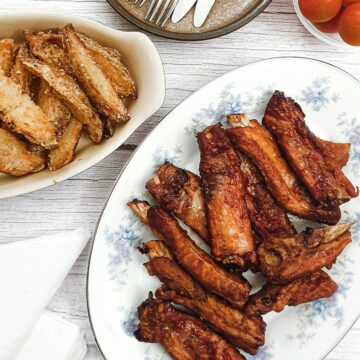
0, 0, 359, 358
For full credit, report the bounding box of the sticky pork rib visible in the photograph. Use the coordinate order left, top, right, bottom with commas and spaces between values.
136, 297, 246, 360
237, 151, 295, 239
198, 124, 255, 269
226, 114, 341, 225
245, 270, 338, 316
147, 206, 251, 309
140, 240, 266, 355
316, 138, 350, 169
146, 162, 209, 241
263, 91, 358, 205
257, 223, 352, 283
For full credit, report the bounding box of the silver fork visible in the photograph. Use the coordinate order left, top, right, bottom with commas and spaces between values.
134, 0, 147, 6
134, 0, 179, 27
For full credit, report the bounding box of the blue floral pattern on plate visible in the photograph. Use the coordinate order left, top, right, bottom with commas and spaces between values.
119, 307, 139, 337
287, 255, 354, 346
105, 210, 143, 289
185, 84, 275, 135
336, 112, 360, 176
299, 77, 340, 111
89, 58, 360, 360
106, 75, 360, 356
152, 145, 183, 169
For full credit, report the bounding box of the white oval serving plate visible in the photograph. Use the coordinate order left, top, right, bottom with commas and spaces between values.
0, 11, 165, 199
88, 57, 360, 360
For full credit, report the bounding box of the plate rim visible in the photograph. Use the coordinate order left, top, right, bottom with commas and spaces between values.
0, 10, 165, 199
106, 0, 272, 41
86, 56, 360, 360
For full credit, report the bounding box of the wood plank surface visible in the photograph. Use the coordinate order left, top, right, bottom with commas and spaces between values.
0, 0, 359, 358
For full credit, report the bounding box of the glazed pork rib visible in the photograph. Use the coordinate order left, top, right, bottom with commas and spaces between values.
141, 243, 205, 300
226, 114, 341, 225
146, 156, 294, 244
128, 199, 151, 226
245, 270, 338, 316
147, 206, 251, 309
140, 240, 266, 355
146, 162, 209, 241
157, 287, 265, 356
130, 202, 251, 308
263, 91, 358, 205
315, 138, 350, 169
140, 239, 174, 260
257, 223, 352, 283
136, 298, 246, 360
237, 151, 295, 239
198, 124, 255, 269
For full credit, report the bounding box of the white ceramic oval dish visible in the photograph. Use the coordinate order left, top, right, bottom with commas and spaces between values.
293, 0, 360, 49
0, 11, 165, 199
87, 57, 360, 360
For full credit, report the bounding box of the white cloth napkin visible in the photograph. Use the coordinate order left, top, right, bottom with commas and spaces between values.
0, 228, 90, 360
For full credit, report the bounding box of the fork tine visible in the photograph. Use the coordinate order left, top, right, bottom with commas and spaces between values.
149, 0, 164, 22
161, 0, 179, 27
140, 0, 147, 6
145, 0, 157, 20
155, 0, 171, 25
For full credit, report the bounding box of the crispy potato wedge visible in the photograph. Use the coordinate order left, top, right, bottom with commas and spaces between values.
37, 80, 71, 138
48, 117, 82, 171
0, 128, 45, 176
11, 43, 33, 95
29, 30, 64, 48
63, 24, 129, 123
0, 71, 57, 148
78, 32, 136, 99
24, 30, 72, 74
102, 116, 116, 138
0, 39, 15, 76
22, 58, 103, 143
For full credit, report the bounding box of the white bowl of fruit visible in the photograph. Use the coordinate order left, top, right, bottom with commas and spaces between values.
294, 0, 360, 48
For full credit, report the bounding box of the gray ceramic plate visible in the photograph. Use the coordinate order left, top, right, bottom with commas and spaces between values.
107, 0, 272, 40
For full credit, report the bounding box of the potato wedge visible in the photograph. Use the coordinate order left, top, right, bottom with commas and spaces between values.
0, 39, 15, 76
37, 80, 71, 138
0, 71, 57, 148
22, 58, 103, 143
30, 30, 64, 48
11, 43, 33, 95
48, 117, 82, 171
102, 117, 116, 138
0, 128, 45, 176
24, 30, 72, 74
78, 32, 136, 99
63, 24, 129, 123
